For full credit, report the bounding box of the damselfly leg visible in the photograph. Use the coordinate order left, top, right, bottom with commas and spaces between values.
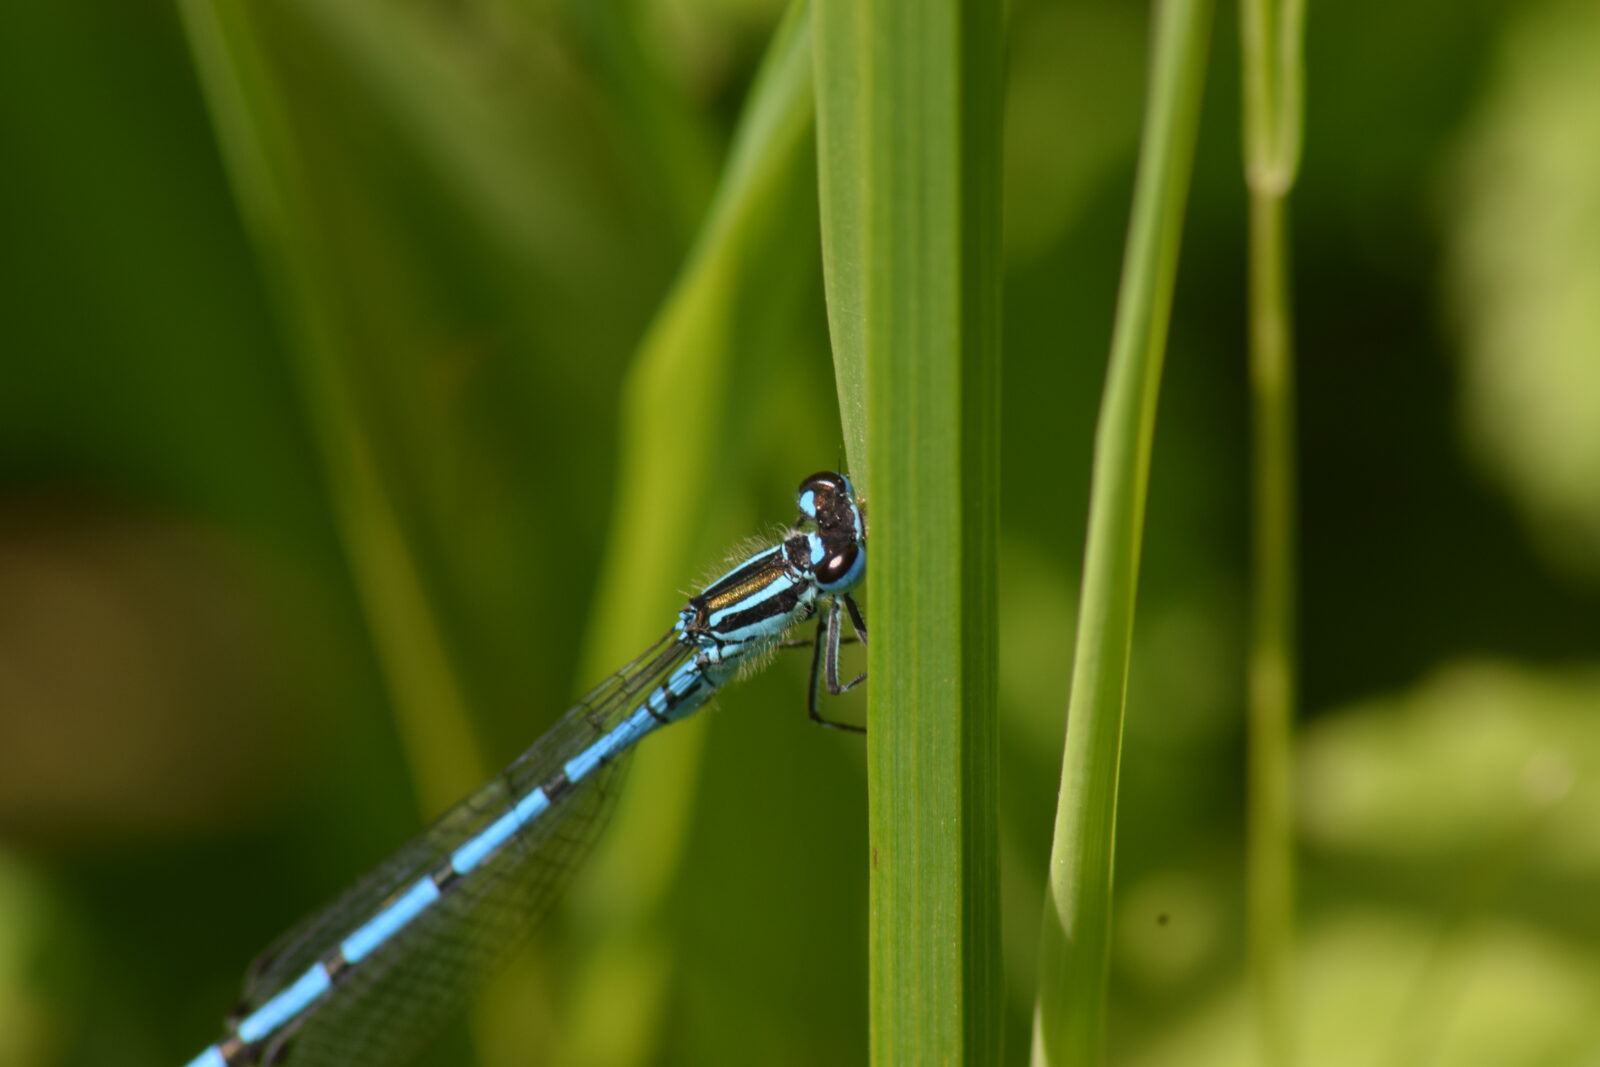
807, 594, 868, 732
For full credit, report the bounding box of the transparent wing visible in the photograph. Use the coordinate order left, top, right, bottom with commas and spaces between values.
230, 630, 692, 1067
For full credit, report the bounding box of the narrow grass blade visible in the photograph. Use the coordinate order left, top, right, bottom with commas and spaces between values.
1241, 0, 1307, 1062
558, 5, 826, 1063
175, 0, 487, 813
557, 0, 719, 245
1029, 1, 1214, 1064
813, 2, 1004, 1063
582, 0, 819, 670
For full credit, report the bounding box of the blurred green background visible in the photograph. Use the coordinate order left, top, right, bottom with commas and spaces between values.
2, 0, 1599, 1065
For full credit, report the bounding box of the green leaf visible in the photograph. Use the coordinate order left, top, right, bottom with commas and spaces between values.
1030, 1, 1214, 1063
813, 1, 1004, 1063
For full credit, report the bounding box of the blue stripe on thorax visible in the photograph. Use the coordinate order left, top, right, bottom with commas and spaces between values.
706, 570, 797, 631
701, 545, 782, 595
713, 582, 817, 646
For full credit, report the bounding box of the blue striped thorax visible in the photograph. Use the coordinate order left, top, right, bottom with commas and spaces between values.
676, 471, 865, 673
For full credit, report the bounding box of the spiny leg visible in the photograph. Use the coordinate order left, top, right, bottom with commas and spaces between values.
807, 600, 864, 733
843, 594, 868, 646
823, 596, 866, 697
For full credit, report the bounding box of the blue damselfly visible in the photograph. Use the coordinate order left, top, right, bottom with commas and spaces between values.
182, 472, 866, 1067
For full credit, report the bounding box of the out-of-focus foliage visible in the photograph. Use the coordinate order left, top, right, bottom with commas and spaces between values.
0, 0, 1596, 1065
1126, 909, 1600, 1067
1123, 664, 1600, 1067
1447, 0, 1600, 580
1302, 662, 1600, 872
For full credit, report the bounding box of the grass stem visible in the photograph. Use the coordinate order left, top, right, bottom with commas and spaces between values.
1241, 0, 1306, 1061
1029, 2, 1214, 1062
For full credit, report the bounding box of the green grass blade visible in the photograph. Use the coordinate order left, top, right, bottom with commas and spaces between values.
557, 0, 719, 246
174, 0, 488, 813
582, 0, 819, 671
813, 2, 1004, 1063
1241, 0, 1307, 1063
810, 2, 867, 482
281, 0, 642, 294
558, 5, 824, 1063
1028, 1, 1214, 1064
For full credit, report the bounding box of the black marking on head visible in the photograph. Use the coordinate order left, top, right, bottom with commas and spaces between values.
799, 470, 849, 501
798, 472, 863, 571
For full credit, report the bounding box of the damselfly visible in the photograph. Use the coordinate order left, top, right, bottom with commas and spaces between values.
183, 471, 867, 1067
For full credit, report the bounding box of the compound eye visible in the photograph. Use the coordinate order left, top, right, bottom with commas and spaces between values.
798, 470, 852, 522
798, 470, 845, 500
814, 543, 861, 590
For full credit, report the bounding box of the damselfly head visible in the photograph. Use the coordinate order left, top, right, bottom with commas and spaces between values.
797, 471, 864, 536
797, 470, 865, 593
796, 470, 854, 519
